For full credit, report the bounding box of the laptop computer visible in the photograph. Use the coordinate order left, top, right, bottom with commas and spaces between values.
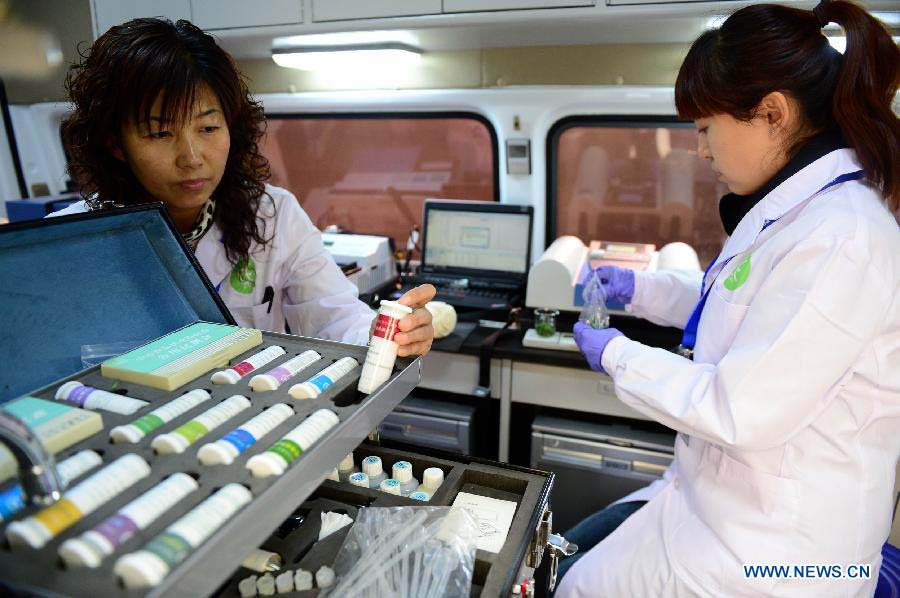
406, 199, 534, 310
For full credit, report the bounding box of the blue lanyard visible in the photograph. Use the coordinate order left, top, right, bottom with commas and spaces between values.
679, 170, 864, 355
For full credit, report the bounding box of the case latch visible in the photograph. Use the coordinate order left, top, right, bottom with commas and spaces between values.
526, 508, 578, 591
546, 531, 578, 591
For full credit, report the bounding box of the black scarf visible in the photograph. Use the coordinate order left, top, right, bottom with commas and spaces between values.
719, 129, 847, 236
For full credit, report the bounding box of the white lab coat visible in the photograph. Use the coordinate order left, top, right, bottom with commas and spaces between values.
557, 149, 900, 598
50, 185, 375, 343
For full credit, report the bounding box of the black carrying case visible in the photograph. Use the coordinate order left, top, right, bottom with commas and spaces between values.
0, 205, 554, 597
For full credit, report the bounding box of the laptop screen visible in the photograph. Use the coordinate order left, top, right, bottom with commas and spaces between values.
422, 200, 533, 278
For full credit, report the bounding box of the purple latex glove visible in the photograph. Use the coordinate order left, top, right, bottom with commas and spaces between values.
573, 322, 624, 374
595, 265, 635, 304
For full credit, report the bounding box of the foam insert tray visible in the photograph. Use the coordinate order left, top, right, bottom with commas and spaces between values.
216, 443, 554, 597
0, 331, 419, 597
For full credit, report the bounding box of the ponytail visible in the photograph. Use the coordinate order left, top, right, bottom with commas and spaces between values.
816, 0, 899, 209
675, 1, 900, 209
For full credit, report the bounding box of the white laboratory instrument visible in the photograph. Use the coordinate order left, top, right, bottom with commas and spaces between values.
523, 236, 699, 351
321, 233, 395, 295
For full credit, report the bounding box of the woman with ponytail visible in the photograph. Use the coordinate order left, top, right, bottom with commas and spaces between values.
562, 2, 899, 596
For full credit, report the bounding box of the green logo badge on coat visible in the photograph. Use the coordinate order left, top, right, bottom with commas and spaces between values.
723, 255, 751, 291
230, 258, 256, 294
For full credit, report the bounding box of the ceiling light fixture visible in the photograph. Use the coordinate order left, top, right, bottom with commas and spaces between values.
271, 42, 423, 71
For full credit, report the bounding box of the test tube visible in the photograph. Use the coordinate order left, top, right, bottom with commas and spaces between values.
115, 483, 252, 588
152, 395, 251, 454
55, 381, 148, 415
6, 454, 151, 549
249, 350, 321, 391
110, 389, 212, 444
197, 403, 293, 466
246, 409, 340, 477
211, 346, 286, 384
58, 472, 199, 568
357, 300, 412, 394
288, 357, 359, 399
0, 450, 102, 522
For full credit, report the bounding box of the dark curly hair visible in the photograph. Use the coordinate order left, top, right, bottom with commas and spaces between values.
675, 1, 899, 208
62, 18, 272, 264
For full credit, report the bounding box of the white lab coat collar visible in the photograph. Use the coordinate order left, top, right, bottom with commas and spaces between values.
194, 226, 232, 290
717, 148, 863, 267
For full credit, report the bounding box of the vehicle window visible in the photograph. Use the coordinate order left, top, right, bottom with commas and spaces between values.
550, 119, 725, 266
261, 114, 498, 249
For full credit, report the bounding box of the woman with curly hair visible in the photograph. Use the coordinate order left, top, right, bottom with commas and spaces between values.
54, 18, 435, 353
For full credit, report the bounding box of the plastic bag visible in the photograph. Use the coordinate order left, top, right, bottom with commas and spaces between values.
579, 269, 610, 329
328, 506, 478, 598
80, 340, 145, 368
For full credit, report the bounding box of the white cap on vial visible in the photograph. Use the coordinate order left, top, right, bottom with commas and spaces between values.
327, 468, 339, 482
249, 374, 279, 392
361, 456, 383, 478
151, 432, 190, 455
198, 441, 238, 466
59, 536, 104, 568
6, 518, 52, 549
338, 453, 355, 473
410, 491, 431, 501
379, 479, 402, 495
288, 382, 319, 400
115, 551, 171, 589
211, 369, 242, 385
423, 467, 444, 490
348, 472, 369, 487
246, 452, 288, 478
55, 380, 83, 401
109, 424, 144, 444
392, 461, 413, 484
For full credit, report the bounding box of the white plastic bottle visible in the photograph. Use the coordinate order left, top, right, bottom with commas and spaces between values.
357, 300, 412, 394
246, 409, 340, 477
391, 461, 419, 496
110, 389, 212, 443
249, 350, 321, 391
56, 381, 148, 415
337, 453, 358, 482
197, 403, 294, 466
361, 456, 387, 489
419, 467, 445, 496
211, 345, 286, 384
153, 395, 251, 454
288, 357, 359, 399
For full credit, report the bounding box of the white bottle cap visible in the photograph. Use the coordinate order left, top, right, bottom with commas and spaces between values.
110, 424, 143, 444
409, 491, 431, 501
294, 569, 313, 591
246, 452, 287, 478
379, 479, 402, 495
55, 380, 83, 401
115, 551, 170, 589
6, 518, 52, 549
315, 566, 335, 588
59, 537, 103, 568
211, 369, 242, 385
151, 433, 190, 455
379, 299, 413, 318
392, 461, 413, 484
361, 456, 383, 478
348, 472, 369, 487
249, 374, 279, 392
326, 467, 339, 481
288, 382, 319, 400
423, 467, 444, 490
197, 441, 237, 466
338, 453, 355, 473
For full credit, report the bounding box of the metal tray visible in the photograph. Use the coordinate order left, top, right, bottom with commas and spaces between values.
0, 330, 419, 597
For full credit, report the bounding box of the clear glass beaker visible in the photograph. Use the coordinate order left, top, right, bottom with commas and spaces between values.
534, 308, 560, 337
